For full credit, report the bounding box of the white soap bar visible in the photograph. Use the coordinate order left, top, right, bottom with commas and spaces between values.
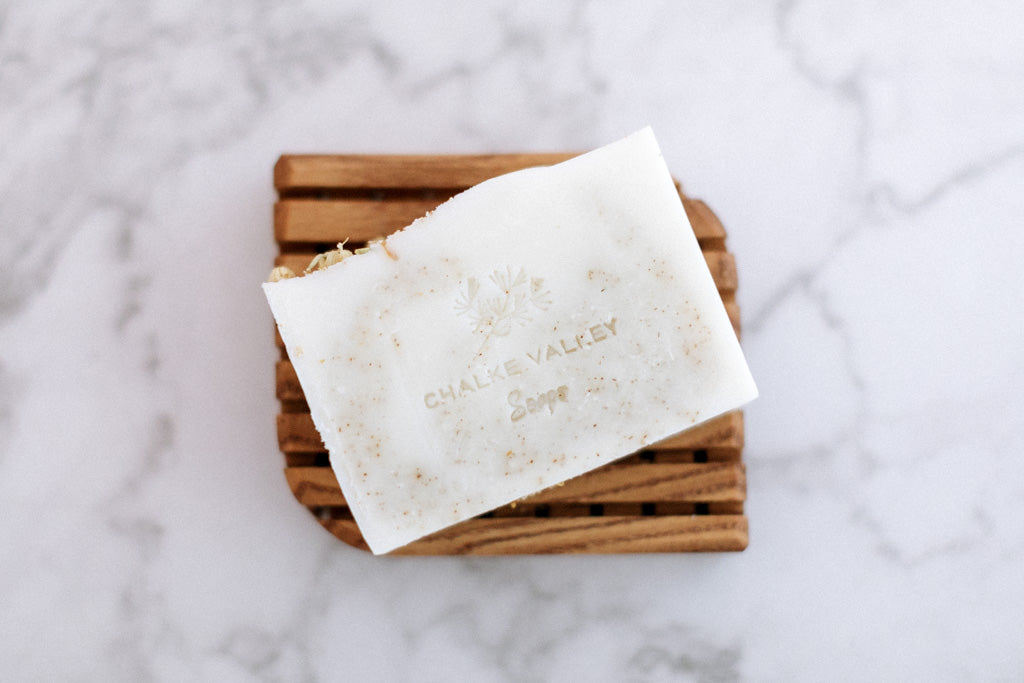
264, 128, 757, 554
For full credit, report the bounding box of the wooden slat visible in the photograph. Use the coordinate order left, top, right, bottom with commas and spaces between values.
276, 413, 325, 453
681, 198, 726, 250
275, 153, 578, 192
277, 410, 743, 456
275, 195, 730, 248
275, 361, 304, 403
568, 474, 750, 505
275, 197, 443, 244
320, 515, 748, 554
286, 461, 745, 507
650, 411, 743, 451
285, 466, 345, 506
703, 251, 737, 294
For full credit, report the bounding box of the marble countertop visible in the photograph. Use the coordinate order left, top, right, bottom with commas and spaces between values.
3, 2, 1023, 680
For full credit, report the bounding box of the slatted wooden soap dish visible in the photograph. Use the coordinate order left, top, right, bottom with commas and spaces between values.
273, 153, 747, 555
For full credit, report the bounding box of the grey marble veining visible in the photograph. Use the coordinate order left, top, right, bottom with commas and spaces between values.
2, 2, 1023, 680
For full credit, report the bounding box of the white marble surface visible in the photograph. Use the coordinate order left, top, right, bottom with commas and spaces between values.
2, 2, 1023, 680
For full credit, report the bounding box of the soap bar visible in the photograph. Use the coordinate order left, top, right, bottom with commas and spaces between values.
264, 128, 757, 554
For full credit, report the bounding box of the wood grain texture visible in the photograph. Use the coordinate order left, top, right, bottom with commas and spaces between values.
286, 462, 745, 507
271, 151, 750, 554
275, 197, 445, 244
320, 515, 749, 554
275, 192, 731, 248
275, 153, 577, 192
650, 411, 745, 452
681, 198, 727, 251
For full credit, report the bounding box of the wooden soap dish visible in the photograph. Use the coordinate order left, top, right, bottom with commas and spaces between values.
273, 153, 748, 554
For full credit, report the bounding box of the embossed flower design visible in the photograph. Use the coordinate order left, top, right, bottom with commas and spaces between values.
455, 266, 552, 340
